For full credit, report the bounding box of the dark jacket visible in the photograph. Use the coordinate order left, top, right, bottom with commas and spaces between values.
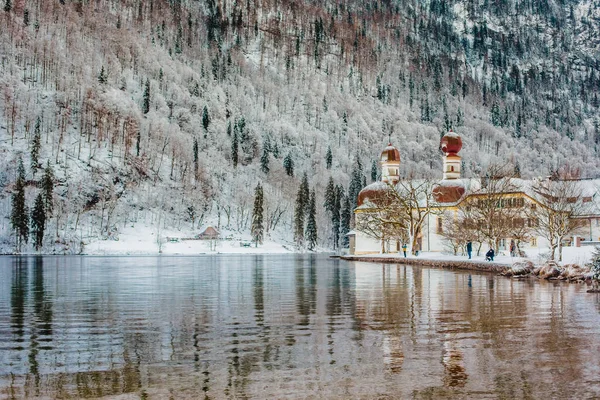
466, 242, 472, 252
486, 249, 495, 258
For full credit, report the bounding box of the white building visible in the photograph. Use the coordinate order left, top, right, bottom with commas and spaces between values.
350, 132, 600, 256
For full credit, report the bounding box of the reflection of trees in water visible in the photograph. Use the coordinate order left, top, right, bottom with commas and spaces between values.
295, 257, 314, 326
8, 257, 55, 397
326, 258, 342, 363
325, 257, 356, 365
11, 257, 27, 338
224, 256, 267, 399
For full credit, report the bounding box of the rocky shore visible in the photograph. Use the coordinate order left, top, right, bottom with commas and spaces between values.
341, 255, 600, 292
340, 255, 509, 273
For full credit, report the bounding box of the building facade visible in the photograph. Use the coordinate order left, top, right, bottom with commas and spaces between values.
351, 132, 600, 256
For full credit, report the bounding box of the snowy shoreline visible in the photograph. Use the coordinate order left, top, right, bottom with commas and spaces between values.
341, 253, 510, 273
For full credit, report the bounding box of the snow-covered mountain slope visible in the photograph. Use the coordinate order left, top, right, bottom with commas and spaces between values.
0, 0, 599, 252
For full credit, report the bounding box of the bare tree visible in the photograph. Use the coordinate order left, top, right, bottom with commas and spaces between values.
528, 177, 587, 261
458, 164, 525, 252
439, 211, 470, 255
396, 175, 443, 255
354, 185, 409, 254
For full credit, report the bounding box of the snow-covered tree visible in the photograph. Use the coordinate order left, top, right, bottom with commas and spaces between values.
251, 184, 264, 246
283, 153, 294, 177
142, 78, 150, 115
98, 66, 108, 84
325, 146, 332, 169
31, 193, 46, 250
260, 147, 269, 174
11, 157, 29, 251
340, 193, 351, 248
41, 162, 54, 217
202, 105, 210, 137
305, 190, 317, 250
293, 187, 305, 247
370, 160, 377, 182
30, 117, 41, 172
528, 177, 587, 261
231, 130, 239, 168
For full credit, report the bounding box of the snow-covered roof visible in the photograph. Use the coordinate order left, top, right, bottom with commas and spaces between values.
354, 177, 600, 216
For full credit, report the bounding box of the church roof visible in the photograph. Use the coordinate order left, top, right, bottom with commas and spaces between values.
380, 144, 400, 163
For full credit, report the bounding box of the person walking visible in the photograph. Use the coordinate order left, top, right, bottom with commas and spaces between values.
466, 241, 472, 259
402, 243, 407, 258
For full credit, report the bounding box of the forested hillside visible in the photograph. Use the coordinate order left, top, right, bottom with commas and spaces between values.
1, 0, 599, 253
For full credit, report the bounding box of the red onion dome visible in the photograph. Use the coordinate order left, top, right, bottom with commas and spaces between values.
357, 182, 395, 207
432, 180, 466, 204
440, 131, 462, 156
380, 143, 400, 163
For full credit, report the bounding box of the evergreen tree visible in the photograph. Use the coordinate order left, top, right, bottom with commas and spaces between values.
591, 247, 600, 284
283, 153, 294, 176
4, 0, 11, 12
142, 78, 150, 114
370, 159, 378, 182
325, 146, 332, 169
41, 161, 54, 216
193, 137, 199, 178
202, 105, 210, 136
300, 173, 310, 216
332, 185, 342, 249
348, 155, 365, 209
514, 162, 521, 178
272, 142, 280, 159
251, 184, 264, 246
11, 157, 29, 251
324, 177, 338, 248
324, 177, 336, 215
305, 190, 317, 251
231, 129, 239, 168
175, 24, 183, 54
23, 8, 29, 26
340, 193, 351, 248
31, 193, 45, 250
136, 130, 141, 156
263, 135, 272, 154
456, 107, 464, 126
293, 187, 305, 247
98, 66, 108, 84
30, 117, 41, 172
260, 146, 269, 174
490, 102, 501, 126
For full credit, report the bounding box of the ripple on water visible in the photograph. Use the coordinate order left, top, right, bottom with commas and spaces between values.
1, 256, 600, 399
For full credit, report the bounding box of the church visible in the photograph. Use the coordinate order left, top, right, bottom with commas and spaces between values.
349, 131, 600, 256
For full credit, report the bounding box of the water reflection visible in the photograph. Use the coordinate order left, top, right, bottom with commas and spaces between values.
0, 256, 600, 399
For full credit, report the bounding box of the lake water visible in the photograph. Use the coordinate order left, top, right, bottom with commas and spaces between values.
1, 255, 600, 399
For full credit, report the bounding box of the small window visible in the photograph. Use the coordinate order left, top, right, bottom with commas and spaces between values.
450, 166, 454, 172
436, 217, 443, 234
531, 238, 537, 246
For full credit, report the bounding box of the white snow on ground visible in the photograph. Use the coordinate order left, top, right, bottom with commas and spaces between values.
83, 225, 295, 255
350, 246, 597, 266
